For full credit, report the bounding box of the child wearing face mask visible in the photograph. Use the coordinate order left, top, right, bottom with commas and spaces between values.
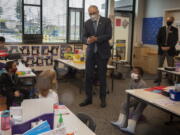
111, 67, 147, 134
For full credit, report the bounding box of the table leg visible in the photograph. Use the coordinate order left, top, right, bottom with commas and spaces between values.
126, 94, 130, 125
54, 60, 59, 71
79, 70, 85, 94
111, 69, 114, 92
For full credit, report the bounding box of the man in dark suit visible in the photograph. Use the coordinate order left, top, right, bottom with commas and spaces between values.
155, 16, 179, 84
79, 5, 112, 108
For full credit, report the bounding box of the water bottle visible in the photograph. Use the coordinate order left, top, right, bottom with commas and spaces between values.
1, 110, 11, 131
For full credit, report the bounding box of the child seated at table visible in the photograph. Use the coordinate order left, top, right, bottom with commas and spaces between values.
0, 36, 9, 60
39, 69, 58, 90
111, 67, 147, 134
0, 61, 28, 108
37, 71, 59, 105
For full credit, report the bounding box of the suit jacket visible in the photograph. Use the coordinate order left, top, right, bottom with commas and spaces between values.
83, 16, 112, 59
157, 26, 179, 56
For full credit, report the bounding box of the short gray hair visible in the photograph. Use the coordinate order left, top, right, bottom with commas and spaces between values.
88, 5, 99, 11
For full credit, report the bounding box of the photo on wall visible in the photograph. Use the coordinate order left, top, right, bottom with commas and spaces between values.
36, 56, 44, 66
26, 56, 35, 67
50, 46, 59, 56
32, 46, 40, 56
41, 46, 49, 55
19, 46, 30, 56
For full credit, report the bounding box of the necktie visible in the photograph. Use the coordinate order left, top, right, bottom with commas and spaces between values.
93, 21, 98, 53
165, 27, 170, 46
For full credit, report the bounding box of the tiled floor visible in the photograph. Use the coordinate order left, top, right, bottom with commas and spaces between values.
57, 73, 180, 135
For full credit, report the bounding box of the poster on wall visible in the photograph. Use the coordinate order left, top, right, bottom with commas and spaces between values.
32, 46, 40, 56
41, 46, 49, 55
36, 56, 44, 66
60, 45, 73, 59
115, 19, 121, 27
50, 46, 59, 56
20, 46, 30, 56
142, 17, 163, 45
114, 16, 130, 60
74, 44, 83, 54
9, 46, 19, 54
116, 40, 126, 60
26, 56, 34, 67
45, 56, 53, 66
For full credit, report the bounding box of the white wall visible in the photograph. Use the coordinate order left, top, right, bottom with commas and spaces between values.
144, 0, 180, 17
134, 0, 180, 47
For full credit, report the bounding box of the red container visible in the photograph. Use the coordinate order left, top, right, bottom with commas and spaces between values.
1, 110, 11, 130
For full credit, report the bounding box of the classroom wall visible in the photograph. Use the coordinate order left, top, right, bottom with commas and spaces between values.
6, 44, 86, 71
144, 0, 180, 18
133, 0, 180, 74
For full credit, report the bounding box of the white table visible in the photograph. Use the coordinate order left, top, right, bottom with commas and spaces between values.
54, 105, 95, 135
157, 67, 180, 85
0, 105, 96, 135
126, 88, 180, 124
54, 58, 115, 92
18, 71, 36, 78
55, 59, 115, 71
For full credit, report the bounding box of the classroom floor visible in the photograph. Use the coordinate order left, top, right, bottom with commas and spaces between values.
57, 73, 180, 135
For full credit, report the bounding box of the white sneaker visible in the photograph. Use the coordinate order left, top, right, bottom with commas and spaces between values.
111, 113, 126, 128
121, 119, 137, 134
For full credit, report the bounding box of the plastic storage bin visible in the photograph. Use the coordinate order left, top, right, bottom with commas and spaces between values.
169, 90, 180, 101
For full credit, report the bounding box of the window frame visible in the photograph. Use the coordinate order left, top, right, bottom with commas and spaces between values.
67, 8, 84, 44
22, 0, 42, 43
2, 0, 110, 44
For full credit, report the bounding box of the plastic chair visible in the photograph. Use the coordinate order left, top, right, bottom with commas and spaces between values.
76, 112, 96, 132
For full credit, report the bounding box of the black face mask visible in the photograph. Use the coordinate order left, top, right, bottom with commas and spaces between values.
167, 21, 173, 26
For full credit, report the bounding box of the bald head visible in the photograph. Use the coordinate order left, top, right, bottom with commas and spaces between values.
166, 16, 175, 26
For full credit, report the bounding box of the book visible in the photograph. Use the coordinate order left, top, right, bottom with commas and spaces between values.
23, 121, 51, 135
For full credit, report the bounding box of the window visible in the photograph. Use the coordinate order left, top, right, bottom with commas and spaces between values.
69, 0, 83, 8
0, 0, 22, 42
84, 0, 106, 21
68, 8, 83, 42
43, 0, 67, 43
115, 0, 133, 11
24, 6, 41, 34
24, 0, 40, 5
0, 0, 109, 43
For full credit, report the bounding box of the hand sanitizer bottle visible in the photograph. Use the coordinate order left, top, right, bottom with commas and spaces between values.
57, 113, 64, 128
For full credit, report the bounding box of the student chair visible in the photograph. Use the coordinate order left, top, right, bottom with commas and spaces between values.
76, 112, 96, 132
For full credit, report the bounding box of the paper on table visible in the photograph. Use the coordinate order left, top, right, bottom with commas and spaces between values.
54, 105, 69, 115
21, 99, 54, 122
153, 99, 176, 106
10, 107, 23, 124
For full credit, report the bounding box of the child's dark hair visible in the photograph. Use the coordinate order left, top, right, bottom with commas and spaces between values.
5, 61, 15, 71
133, 66, 144, 76
0, 36, 5, 43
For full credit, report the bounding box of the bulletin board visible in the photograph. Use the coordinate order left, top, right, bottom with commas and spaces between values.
142, 17, 163, 45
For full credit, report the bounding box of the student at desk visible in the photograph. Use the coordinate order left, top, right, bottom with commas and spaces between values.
0, 36, 9, 60
0, 61, 28, 108
37, 71, 59, 105
0, 37, 8, 75
111, 67, 147, 134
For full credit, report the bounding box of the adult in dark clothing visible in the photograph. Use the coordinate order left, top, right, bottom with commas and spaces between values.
79, 5, 112, 108
155, 16, 179, 84
0, 61, 26, 108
